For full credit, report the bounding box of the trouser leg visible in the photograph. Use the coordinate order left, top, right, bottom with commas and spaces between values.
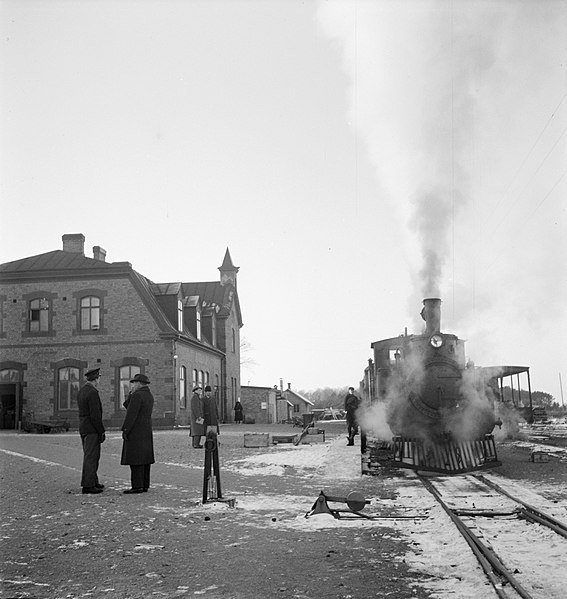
81, 434, 101, 488
192, 435, 201, 447
130, 465, 145, 489
143, 464, 151, 490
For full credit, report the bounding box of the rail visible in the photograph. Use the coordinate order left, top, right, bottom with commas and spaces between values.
419, 474, 567, 599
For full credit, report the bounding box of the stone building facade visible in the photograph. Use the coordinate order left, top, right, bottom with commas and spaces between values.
0, 234, 242, 429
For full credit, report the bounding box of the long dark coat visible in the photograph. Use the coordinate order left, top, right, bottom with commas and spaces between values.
77, 382, 105, 436
189, 392, 205, 437
203, 394, 220, 432
120, 385, 155, 466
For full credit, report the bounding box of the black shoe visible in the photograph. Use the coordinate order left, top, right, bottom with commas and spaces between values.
82, 487, 103, 494
95, 483, 105, 489
123, 488, 144, 494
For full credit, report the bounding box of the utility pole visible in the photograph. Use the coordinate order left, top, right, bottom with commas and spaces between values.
560, 372, 564, 407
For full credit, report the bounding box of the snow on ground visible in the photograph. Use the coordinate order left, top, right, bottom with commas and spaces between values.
225, 435, 567, 599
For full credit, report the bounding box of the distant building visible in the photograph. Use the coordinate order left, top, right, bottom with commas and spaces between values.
283, 384, 314, 420
240, 386, 278, 424
0, 234, 243, 429
241, 383, 314, 424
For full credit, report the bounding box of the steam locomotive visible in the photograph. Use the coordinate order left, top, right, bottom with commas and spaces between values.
360, 298, 501, 474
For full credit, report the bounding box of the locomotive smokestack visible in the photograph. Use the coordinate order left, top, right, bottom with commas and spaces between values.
421, 298, 441, 335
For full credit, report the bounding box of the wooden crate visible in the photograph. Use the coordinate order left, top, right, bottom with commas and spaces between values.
272, 434, 297, 444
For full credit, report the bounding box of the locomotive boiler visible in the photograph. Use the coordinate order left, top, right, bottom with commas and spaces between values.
361, 298, 501, 474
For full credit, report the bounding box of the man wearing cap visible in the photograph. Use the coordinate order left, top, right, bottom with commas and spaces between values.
121, 373, 155, 494
189, 386, 205, 448
344, 386, 360, 446
77, 368, 106, 494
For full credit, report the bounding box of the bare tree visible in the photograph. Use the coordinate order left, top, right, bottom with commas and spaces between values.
240, 337, 256, 369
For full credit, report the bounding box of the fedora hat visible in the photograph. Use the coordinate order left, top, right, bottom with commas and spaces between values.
130, 373, 150, 384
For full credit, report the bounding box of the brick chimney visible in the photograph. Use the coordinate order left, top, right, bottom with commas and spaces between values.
62, 233, 85, 254
93, 246, 106, 262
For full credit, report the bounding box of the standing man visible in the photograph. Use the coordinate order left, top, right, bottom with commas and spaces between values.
190, 385, 205, 448
344, 386, 360, 446
77, 368, 105, 494
202, 385, 219, 434
121, 373, 155, 494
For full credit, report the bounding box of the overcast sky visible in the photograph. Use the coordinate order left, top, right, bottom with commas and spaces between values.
1, 0, 566, 401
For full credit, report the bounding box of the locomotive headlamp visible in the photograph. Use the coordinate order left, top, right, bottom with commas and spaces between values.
430, 334, 444, 348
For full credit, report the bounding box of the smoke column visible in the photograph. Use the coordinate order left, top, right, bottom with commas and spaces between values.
318, 1, 566, 392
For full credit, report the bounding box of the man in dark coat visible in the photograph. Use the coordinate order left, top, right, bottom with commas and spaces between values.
344, 386, 360, 446
121, 373, 155, 494
77, 368, 105, 494
189, 386, 205, 448
202, 385, 219, 433
234, 400, 243, 424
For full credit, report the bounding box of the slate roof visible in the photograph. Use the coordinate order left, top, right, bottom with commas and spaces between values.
0, 250, 118, 273
286, 389, 314, 406
0, 242, 242, 331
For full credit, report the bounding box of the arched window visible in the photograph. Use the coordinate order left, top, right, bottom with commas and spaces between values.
0, 369, 19, 383
192, 369, 198, 391
80, 296, 101, 330
58, 366, 80, 410
179, 366, 187, 408
119, 365, 141, 409
198, 370, 204, 389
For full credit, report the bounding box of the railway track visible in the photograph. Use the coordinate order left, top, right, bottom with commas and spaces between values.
418, 473, 567, 599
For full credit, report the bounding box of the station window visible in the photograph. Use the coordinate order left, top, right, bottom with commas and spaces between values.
58, 367, 80, 410
119, 365, 141, 409
80, 296, 101, 331
29, 297, 50, 332
179, 366, 187, 408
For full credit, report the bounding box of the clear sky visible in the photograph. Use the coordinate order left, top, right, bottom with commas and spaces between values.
1, 0, 566, 401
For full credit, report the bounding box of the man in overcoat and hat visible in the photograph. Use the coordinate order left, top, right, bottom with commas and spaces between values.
121, 373, 155, 494
77, 368, 105, 494
203, 385, 220, 434
190, 385, 205, 448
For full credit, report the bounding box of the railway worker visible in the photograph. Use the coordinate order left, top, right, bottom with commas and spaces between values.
77, 368, 106, 494
121, 373, 155, 494
190, 385, 205, 448
344, 386, 360, 446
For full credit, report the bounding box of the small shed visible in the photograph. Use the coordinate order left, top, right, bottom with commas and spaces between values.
240, 386, 277, 424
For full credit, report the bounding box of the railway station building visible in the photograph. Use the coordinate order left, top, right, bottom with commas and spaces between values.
0, 234, 243, 430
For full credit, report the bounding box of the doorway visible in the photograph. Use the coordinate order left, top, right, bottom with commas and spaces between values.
0, 384, 19, 429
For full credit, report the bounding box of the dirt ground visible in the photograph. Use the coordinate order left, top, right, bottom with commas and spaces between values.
1, 424, 566, 599
0, 425, 434, 599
